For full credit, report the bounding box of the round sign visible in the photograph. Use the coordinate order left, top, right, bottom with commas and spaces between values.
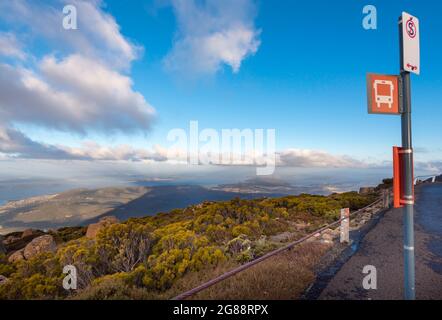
406, 17, 417, 38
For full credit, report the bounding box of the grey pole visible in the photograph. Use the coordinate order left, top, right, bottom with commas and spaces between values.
400, 71, 415, 300
399, 15, 416, 300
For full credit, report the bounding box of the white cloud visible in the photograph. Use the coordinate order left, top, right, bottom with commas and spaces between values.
0, 56, 155, 134
0, 0, 141, 69
0, 129, 373, 169
277, 149, 368, 168
164, 0, 261, 76
0, 126, 167, 161
2, 131, 441, 175
415, 161, 442, 173
60, 141, 168, 162
0, 0, 155, 140
0, 126, 76, 159
0, 32, 26, 60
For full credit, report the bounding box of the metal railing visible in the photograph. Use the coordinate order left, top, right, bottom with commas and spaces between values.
172, 197, 385, 300
414, 174, 440, 185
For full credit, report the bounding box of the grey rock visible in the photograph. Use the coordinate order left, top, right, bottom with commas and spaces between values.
86, 216, 119, 239
23, 235, 57, 260
8, 249, 25, 263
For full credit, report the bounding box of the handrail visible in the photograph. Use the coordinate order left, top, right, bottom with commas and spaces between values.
172, 198, 383, 300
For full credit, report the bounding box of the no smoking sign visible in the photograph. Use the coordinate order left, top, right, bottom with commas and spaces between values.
401, 12, 420, 75
406, 17, 417, 38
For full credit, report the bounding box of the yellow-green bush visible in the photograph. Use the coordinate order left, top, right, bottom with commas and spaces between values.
0, 189, 378, 299
95, 222, 155, 273
0, 253, 64, 300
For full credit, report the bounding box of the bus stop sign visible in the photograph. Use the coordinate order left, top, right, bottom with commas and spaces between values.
367, 73, 401, 115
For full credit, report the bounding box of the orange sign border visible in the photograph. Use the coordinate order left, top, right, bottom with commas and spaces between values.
367, 73, 401, 115
393, 146, 403, 208
393, 146, 415, 208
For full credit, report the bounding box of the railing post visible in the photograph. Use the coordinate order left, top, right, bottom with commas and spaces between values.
382, 189, 391, 208
340, 208, 350, 243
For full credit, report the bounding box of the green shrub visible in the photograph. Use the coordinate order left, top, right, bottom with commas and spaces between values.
0, 254, 15, 277
73, 274, 152, 300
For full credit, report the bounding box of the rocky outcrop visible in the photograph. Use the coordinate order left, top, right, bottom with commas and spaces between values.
7, 235, 57, 262
8, 249, 25, 263
23, 235, 57, 260
86, 216, 119, 238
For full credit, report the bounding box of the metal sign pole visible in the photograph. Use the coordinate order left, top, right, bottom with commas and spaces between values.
399, 12, 417, 299
368, 12, 418, 300
400, 71, 415, 300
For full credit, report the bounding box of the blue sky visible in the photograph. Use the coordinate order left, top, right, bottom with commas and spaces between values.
0, 0, 441, 184
113, 0, 442, 159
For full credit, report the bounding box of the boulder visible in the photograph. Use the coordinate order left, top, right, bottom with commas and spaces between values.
23, 235, 57, 260
3, 235, 21, 245
0, 275, 8, 286
86, 216, 119, 239
8, 249, 25, 263
21, 228, 38, 238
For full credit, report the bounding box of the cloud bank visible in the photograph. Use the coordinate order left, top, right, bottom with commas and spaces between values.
278, 149, 367, 168
0, 127, 380, 169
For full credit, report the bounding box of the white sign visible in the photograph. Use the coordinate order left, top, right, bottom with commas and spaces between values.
401, 12, 420, 75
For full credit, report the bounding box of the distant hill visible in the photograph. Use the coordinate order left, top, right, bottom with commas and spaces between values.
0, 185, 284, 234
209, 177, 339, 195
95, 185, 286, 223
0, 176, 369, 234
0, 187, 147, 234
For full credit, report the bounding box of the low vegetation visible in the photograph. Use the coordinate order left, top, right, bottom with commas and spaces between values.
0, 191, 377, 300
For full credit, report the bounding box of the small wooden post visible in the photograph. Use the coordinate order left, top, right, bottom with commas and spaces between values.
340, 208, 350, 243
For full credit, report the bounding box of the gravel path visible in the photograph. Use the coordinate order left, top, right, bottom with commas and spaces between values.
319, 184, 442, 300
